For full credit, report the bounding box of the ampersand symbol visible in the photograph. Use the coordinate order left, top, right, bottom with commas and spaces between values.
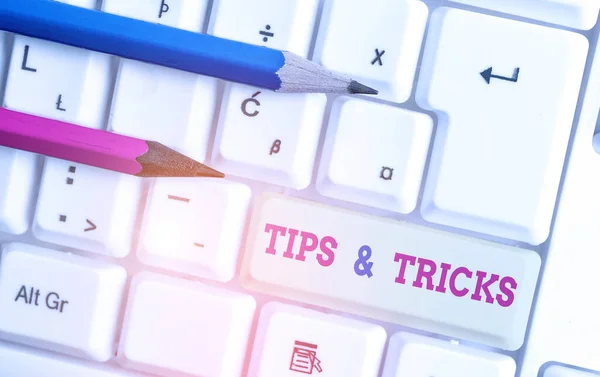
354, 245, 373, 278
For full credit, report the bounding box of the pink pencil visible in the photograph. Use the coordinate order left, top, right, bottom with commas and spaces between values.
0, 107, 224, 178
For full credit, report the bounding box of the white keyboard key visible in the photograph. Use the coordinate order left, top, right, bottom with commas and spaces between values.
451, 0, 600, 30
208, 0, 319, 57
214, 84, 326, 189
4, 35, 112, 129
0, 243, 127, 362
103, 0, 210, 32
0, 341, 149, 377
241, 194, 541, 350
317, 98, 432, 214
33, 159, 141, 258
249, 302, 386, 377
0, 31, 9, 99
60, 0, 98, 8
518, 34, 600, 375
382, 332, 516, 377
416, 8, 588, 245
314, 0, 428, 103
108, 63, 215, 160
118, 272, 256, 377
108, 58, 217, 163
138, 178, 251, 282
545, 366, 600, 377
0, 147, 37, 235
104, 0, 217, 163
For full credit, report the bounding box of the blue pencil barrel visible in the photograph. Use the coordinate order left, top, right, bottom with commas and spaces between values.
0, 0, 285, 90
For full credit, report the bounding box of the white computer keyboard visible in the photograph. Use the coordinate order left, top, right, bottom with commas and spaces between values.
0, 0, 599, 376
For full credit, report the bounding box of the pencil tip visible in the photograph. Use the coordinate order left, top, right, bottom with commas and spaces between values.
348, 80, 378, 95
137, 141, 225, 178
195, 165, 225, 178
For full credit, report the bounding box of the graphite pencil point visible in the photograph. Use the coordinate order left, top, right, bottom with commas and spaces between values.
348, 80, 379, 95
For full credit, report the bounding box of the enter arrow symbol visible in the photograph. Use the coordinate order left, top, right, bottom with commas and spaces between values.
84, 219, 96, 232
480, 67, 520, 84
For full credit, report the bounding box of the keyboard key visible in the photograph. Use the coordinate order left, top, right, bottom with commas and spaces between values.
103, 0, 217, 163
4, 35, 113, 129
138, 178, 251, 282
33, 159, 141, 258
416, 8, 588, 245
213, 84, 326, 189
381, 332, 516, 377
317, 98, 432, 213
313, 0, 428, 103
60, 0, 98, 8
0, 147, 37, 235
249, 302, 386, 377
118, 272, 256, 377
0, 31, 9, 99
544, 366, 600, 377
451, 0, 600, 30
108, 60, 217, 164
208, 0, 319, 57
518, 55, 600, 375
107, 60, 217, 163
0, 243, 127, 362
103, 0, 210, 32
241, 194, 540, 350
0, 341, 149, 377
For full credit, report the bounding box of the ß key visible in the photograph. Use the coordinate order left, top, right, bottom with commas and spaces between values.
241, 194, 541, 350
213, 84, 326, 189
0, 243, 127, 362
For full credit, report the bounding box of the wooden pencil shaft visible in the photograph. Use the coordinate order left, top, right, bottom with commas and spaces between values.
0, 107, 148, 175
0, 0, 285, 90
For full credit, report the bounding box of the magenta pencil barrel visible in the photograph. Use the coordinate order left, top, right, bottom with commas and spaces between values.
0, 107, 148, 175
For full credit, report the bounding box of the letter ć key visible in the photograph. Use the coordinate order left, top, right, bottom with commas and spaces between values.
241, 194, 541, 351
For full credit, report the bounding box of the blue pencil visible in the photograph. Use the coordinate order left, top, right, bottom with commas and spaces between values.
0, 0, 377, 95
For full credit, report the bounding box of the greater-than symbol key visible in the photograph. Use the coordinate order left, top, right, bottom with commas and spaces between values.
84, 219, 96, 232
